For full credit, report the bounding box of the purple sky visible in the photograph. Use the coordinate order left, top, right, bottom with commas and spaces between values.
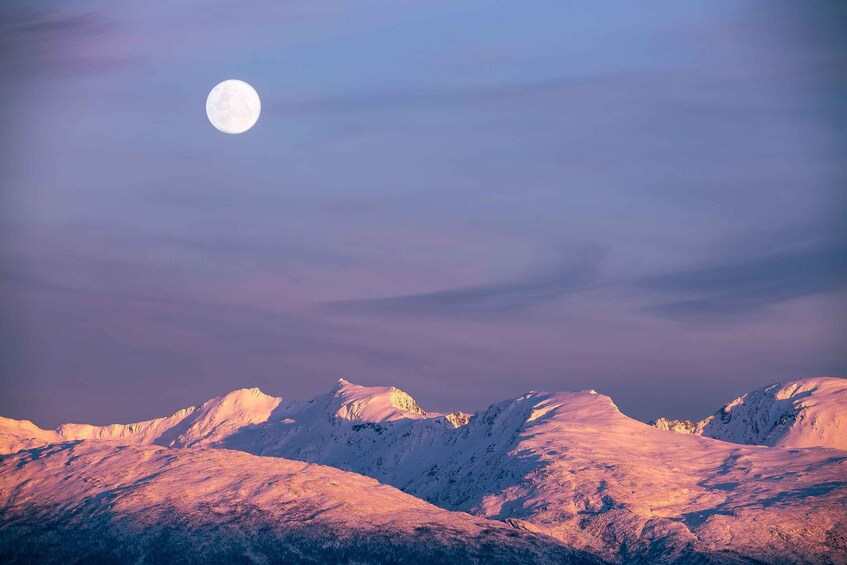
1, 1, 845, 427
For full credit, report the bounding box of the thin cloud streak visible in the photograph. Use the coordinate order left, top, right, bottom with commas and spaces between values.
641, 239, 847, 321
0, 5, 133, 76
325, 246, 606, 317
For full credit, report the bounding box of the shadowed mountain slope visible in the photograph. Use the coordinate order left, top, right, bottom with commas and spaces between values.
0, 442, 599, 564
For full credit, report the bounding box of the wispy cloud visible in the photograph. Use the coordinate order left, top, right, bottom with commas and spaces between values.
0, 4, 131, 76
641, 236, 847, 321
324, 246, 605, 317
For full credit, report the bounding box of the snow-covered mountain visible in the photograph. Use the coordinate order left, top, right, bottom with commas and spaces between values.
650, 377, 847, 450
0, 417, 62, 455
0, 442, 594, 564
2, 377, 846, 563
55, 386, 282, 447
0, 380, 451, 453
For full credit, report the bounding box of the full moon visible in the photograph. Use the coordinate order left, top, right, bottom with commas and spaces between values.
206, 79, 261, 134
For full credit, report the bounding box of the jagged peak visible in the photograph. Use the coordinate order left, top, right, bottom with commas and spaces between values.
326, 378, 428, 422
650, 417, 697, 434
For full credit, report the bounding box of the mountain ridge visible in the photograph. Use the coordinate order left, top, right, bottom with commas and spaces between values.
2, 376, 846, 562
6, 376, 844, 454
649, 376, 847, 450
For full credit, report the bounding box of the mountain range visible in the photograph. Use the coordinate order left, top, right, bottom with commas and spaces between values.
2, 376, 846, 563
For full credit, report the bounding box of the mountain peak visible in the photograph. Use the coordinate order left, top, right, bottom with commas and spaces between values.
165, 387, 282, 447
328, 379, 428, 422
651, 376, 847, 450
218, 386, 275, 403
698, 376, 847, 449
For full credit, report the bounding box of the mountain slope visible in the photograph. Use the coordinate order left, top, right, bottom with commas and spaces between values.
449, 390, 847, 563
651, 377, 847, 450
697, 377, 847, 449
0, 417, 61, 455
228, 388, 847, 563
3, 379, 846, 563
0, 442, 598, 564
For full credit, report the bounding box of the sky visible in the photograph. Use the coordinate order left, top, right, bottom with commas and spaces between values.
1, 1, 845, 427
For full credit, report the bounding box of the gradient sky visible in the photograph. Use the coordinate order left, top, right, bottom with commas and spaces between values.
1, 1, 845, 427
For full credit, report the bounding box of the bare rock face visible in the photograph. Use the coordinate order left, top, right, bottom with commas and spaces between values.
649, 417, 697, 434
